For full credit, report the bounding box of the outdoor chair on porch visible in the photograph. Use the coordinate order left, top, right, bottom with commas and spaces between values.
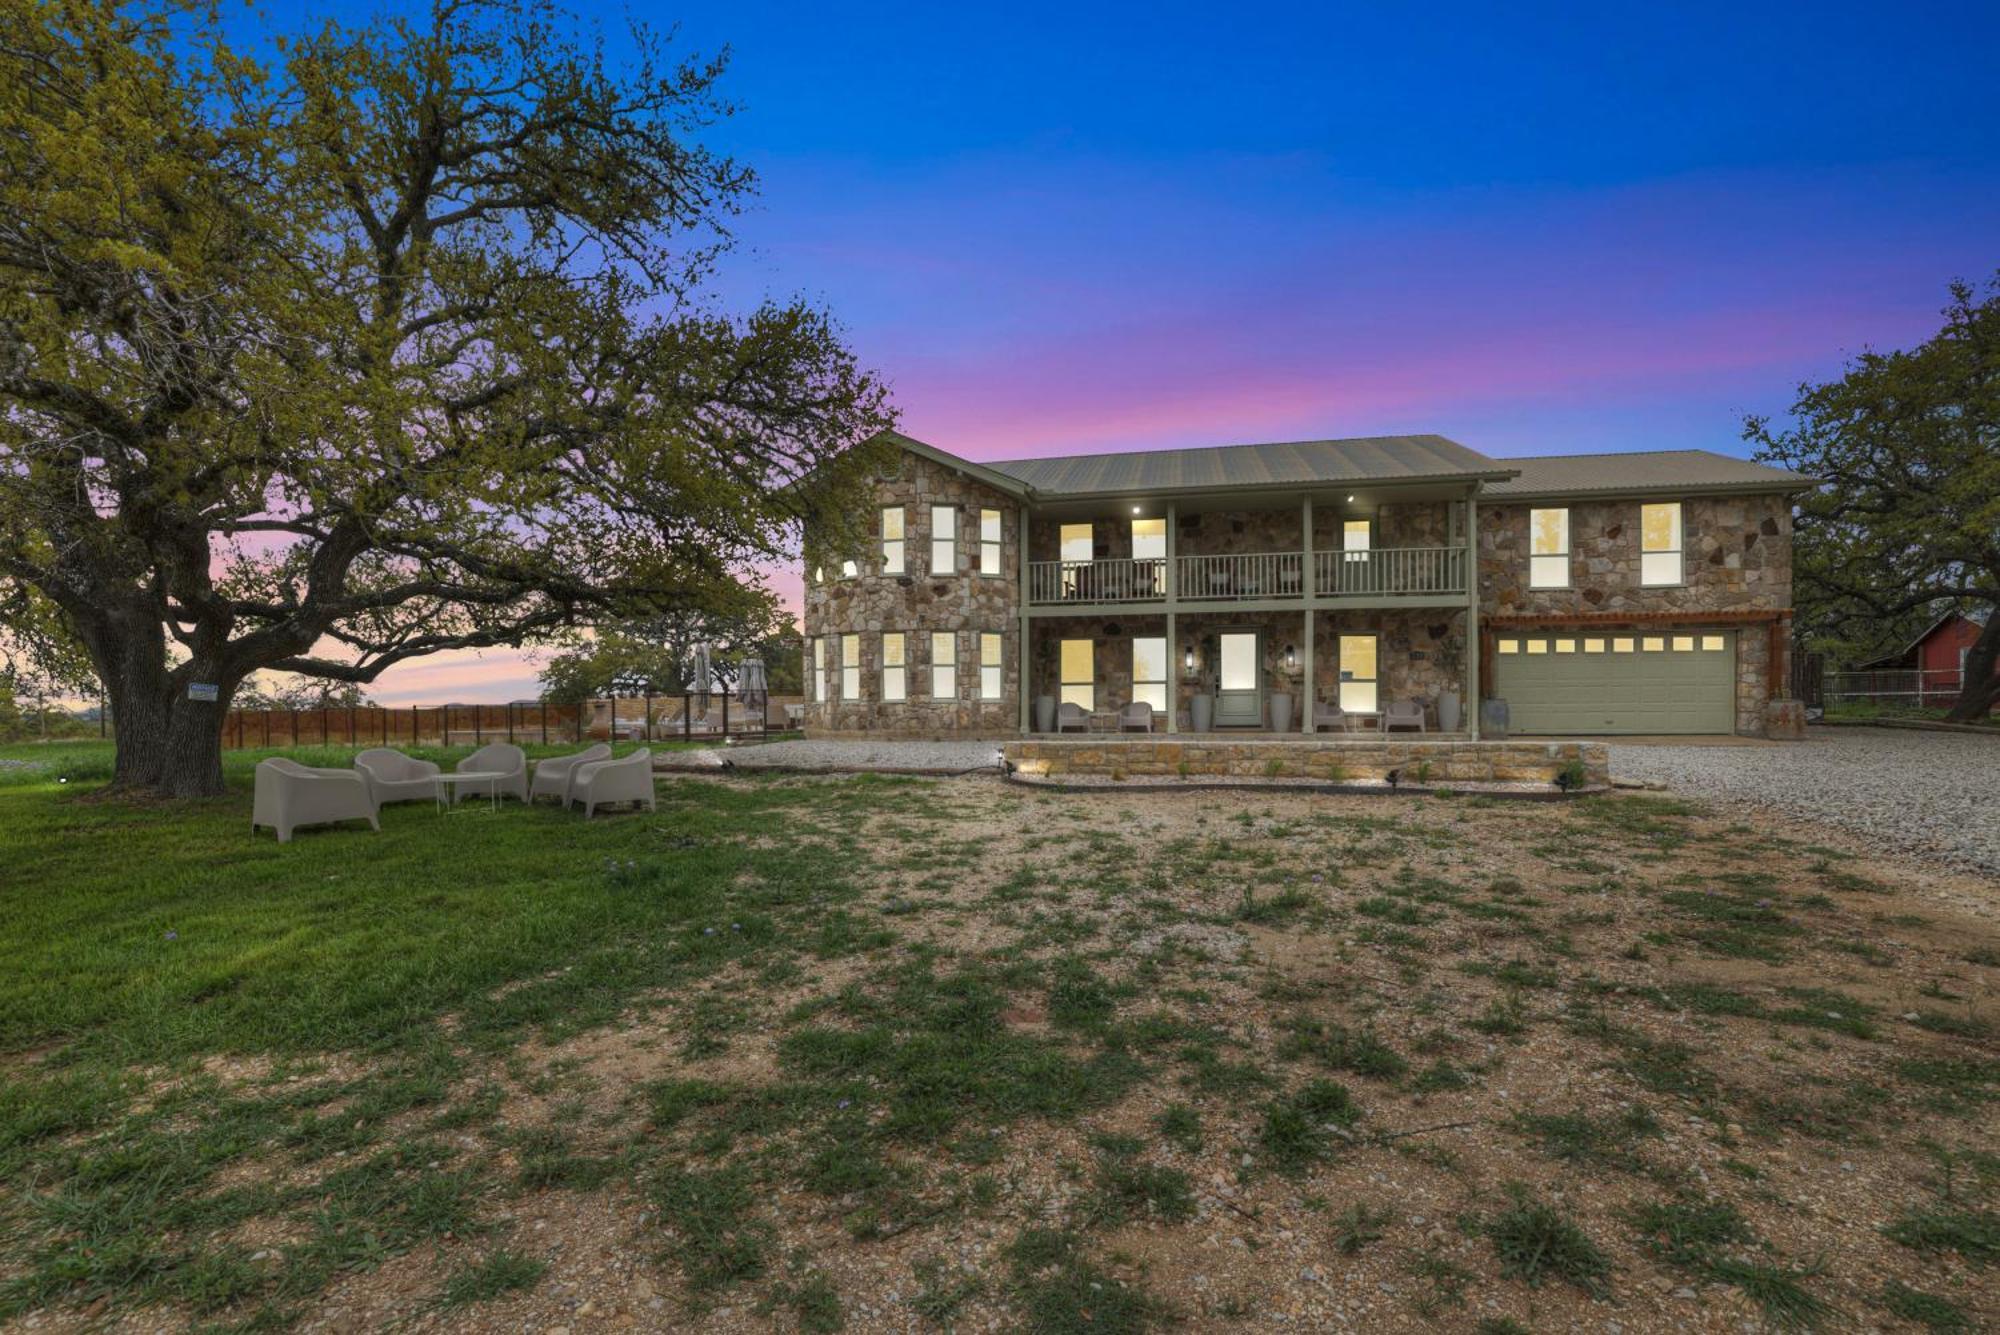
1056, 702, 1090, 733
1380, 700, 1427, 733
1119, 701, 1160, 733
1310, 702, 1349, 733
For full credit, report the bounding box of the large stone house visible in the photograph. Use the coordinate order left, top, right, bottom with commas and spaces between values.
801, 431, 1810, 739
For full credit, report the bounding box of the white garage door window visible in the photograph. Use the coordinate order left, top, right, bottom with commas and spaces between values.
1495, 631, 1736, 735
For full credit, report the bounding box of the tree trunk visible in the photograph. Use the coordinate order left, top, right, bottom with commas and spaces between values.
103, 667, 233, 798
1945, 613, 2000, 722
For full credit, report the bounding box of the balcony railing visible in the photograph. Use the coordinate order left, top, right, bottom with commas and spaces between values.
1315, 546, 1467, 597
1026, 547, 1470, 605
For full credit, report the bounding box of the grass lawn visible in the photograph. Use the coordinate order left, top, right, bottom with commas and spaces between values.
2, 741, 1996, 1331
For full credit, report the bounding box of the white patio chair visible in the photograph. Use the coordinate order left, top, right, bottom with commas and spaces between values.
571, 748, 655, 818
252, 759, 378, 844
1380, 700, 1426, 733
1119, 701, 1157, 733
352, 748, 441, 806
528, 743, 611, 805
1056, 702, 1090, 733
454, 742, 529, 802
1311, 702, 1348, 733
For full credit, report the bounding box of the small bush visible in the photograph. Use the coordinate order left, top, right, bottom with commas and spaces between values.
1484, 1186, 1610, 1294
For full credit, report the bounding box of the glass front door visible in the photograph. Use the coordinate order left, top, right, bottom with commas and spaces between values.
1215, 631, 1262, 726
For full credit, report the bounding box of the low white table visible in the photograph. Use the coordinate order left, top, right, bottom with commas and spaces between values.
434, 770, 507, 813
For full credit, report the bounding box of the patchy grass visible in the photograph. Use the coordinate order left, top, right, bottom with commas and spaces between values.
2, 747, 1996, 1329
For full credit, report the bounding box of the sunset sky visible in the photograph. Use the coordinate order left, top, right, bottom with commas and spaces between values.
312, 0, 2000, 703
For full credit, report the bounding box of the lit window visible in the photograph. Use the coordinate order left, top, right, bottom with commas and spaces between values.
881, 506, 905, 575
1497, 638, 1520, 655
1059, 524, 1093, 598
882, 632, 906, 702
810, 637, 823, 702
1554, 638, 1576, 653
1060, 638, 1094, 710
979, 509, 1002, 576
1131, 518, 1167, 595
1584, 638, 1606, 653
1702, 635, 1726, 652
1338, 634, 1378, 712
930, 504, 956, 574
1343, 518, 1372, 563
1612, 637, 1635, 653
1132, 636, 1168, 713
840, 635, 861, 698
930, 631, 956, 699
1672, 635, 1695, 652
1526, 639, 1549, 655
1529, 508, 1569, 589
979, 632, 1002, 700
841, 558, 857, 579
1640, 502, 1682, 586
1642, 636, 1665, 652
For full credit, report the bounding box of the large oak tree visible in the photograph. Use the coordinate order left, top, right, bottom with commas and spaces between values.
1749, 278, 2000, 720
0, 0, 891, 796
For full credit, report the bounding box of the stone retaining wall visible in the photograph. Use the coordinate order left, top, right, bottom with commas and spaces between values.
1004, 737, 1608, 785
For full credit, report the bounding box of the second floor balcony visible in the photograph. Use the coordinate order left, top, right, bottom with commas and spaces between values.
1026, 545, 1469, 607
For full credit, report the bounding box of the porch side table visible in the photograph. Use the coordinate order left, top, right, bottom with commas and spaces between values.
434, 771, 507, 814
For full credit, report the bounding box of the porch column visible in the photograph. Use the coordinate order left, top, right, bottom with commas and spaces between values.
1301, 494, 1314, 732
1166, 501, 1178, 733
1019, 509, 1032, 733
1465, 485, 1481, 739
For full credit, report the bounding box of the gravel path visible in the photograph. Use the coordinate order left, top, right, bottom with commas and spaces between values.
658, 738, 1006, 774
1609, 727, 2000, 875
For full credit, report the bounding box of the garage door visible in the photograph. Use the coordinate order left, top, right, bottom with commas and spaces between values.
1494, 630, 1737, 735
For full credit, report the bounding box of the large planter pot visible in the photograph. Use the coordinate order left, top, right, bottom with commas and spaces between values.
1189, 694, 1214, 733
1268, 692, 1294, 734
1437, 690, 1461, 733
1034, 694, 1056, 734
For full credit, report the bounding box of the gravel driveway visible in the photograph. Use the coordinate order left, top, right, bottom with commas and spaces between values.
1609, 727, 2000, 875
660, 738, 1006, 774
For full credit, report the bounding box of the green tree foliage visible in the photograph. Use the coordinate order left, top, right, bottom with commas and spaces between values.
536, 606, 800, 703
1749, 278, 2000, 720
0, 0, 893, 795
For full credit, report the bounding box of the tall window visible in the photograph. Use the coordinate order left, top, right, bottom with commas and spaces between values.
930, 632, 956, 699
1641, 502, 1682, 585
810, 637, 823, 702
1060, 638, 1093, 710
840, 635, 860, 699
1131, 636, 1168, 713
881, 632, 906, 702
1338, 634, 1378, 714
1131, 517, 1167, 594
979, 509, 1002, 576
1529, 508, 1569, 589
1343, 517, 1372, 562
979, 632, 1002, 700
929, 505, 956, 574
880, 506, 905, 575
1059, 523, 1093, 597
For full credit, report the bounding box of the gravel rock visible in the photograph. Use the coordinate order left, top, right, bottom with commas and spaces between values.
1607, 728, 1999, 874
663, 738, 1005, 774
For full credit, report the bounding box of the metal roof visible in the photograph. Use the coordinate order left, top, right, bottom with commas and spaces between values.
983, 434, 1510, 496
1484, 450, 1814, 498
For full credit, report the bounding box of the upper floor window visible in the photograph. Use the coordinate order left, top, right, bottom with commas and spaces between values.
931, 631, 956, 698
1059, 523, 1093, 598
881, 506, 906, 575
1641, 502, 1682, 585
840, 635, 861, 699
979, 509, 1002, 576
1529, 508, 1569, 589
809, 637, 823, 702
930, 504, 956, 574
881, 632, 906, 702
1132, 517, 1167, 595
1342, 517, 1372, 563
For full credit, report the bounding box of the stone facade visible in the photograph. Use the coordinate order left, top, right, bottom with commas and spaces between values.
1479, 494, 1792, 734
1005, 737, 1608, 786
801, 452, 1022, 736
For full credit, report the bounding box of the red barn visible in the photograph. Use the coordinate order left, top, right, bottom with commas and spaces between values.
1859, 611, 1995, 706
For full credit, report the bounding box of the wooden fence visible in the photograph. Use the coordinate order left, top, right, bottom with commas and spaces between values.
219, 693, 805, 750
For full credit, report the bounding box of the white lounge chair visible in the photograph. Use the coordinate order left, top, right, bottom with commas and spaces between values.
571, 748, 655, 818
1311, 702, 1349, 733
1380, 700, 1426, 733
1119, 701, 1158, 733
253, 758, 378, 844
453, 742, 529, 802
352, 748, 441, 806
1056, 702, 1090, 733
529, 743, 612, 805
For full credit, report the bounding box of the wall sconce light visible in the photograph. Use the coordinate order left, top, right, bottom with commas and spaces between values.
1283, 644, 1298, 673
1183, 644, 1197, 674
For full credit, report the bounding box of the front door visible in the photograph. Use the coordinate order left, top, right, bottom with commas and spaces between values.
1215, 631, 1262, 726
